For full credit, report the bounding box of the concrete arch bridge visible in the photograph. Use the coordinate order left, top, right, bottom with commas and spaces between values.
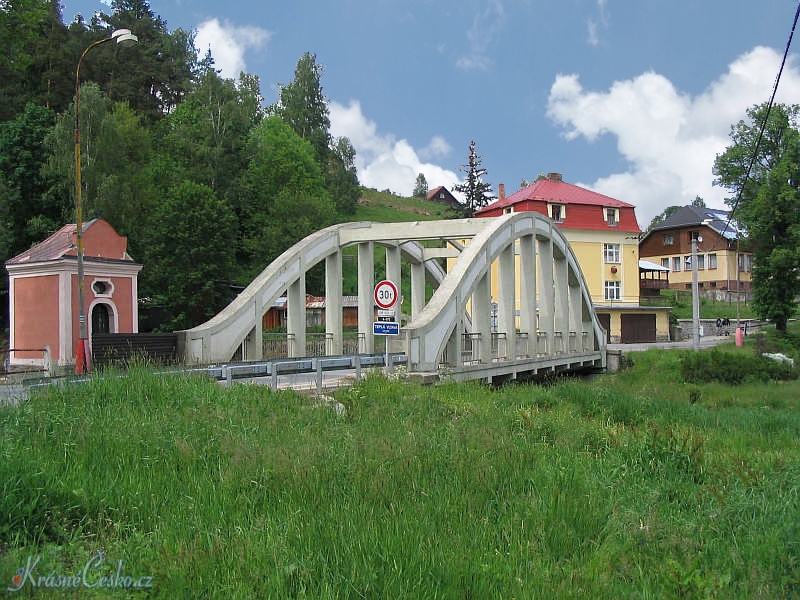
177, 213, 606, 382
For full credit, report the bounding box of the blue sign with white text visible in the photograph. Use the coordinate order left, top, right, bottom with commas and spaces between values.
373, 321, 400, 335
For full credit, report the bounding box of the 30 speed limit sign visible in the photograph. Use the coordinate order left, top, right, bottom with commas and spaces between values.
374, 280, 398, 310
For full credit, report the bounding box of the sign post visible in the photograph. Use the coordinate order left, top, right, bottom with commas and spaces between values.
373, 280, 399, 373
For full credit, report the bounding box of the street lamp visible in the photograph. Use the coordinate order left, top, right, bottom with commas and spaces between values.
74, 28, 138, 373
691, 234, 703, 350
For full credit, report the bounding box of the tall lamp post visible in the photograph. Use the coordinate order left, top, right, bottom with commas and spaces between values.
74, 28, 138, 373
691, 235, 703, 350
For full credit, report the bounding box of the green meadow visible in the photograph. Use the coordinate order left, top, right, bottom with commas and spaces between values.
1, 336, 798, 598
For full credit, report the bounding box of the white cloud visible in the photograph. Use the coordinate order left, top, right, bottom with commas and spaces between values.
587, 0, 609, 47
546, 46, 800, 228
195, 18, 271, 79
457, 0, 506, 71
329, 100, 460, 196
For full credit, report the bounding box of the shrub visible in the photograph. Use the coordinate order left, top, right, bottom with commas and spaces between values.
679, 349, 798, 384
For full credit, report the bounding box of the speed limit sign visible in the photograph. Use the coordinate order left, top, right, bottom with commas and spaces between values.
374, 280, 398, 310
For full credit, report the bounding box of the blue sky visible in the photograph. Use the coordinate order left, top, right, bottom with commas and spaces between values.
63, 0, 800, 227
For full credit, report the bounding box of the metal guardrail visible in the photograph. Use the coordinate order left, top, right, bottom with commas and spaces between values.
212, 353, 407, 394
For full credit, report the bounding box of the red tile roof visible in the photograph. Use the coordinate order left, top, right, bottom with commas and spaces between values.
5, 223, 80, 266
477, 176, 634, 214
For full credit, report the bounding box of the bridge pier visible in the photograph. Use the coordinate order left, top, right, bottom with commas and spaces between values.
325, 250, 343, 355
357, 241, 374, 353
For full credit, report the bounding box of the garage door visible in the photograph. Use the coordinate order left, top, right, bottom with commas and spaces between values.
621, 314, 656, 343
596, 313, 611, 344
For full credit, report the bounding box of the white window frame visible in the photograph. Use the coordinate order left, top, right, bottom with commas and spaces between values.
549, 203, 565, 222
604, 208, 618, 226
603, 243, 621, 264
604, 281, 621, 301
672, 256, 682, 272
708, 253, 717, 269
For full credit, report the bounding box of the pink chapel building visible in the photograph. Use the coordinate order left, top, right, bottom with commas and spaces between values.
5, 218, 142, 369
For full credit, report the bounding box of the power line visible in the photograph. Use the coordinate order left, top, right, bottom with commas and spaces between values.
719, 0, 800, 239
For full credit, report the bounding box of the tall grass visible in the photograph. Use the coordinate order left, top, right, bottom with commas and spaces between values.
1, 358, 797, 598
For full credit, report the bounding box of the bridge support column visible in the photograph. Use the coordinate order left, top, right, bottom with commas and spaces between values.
287, 276, 306, 358
519, 234, 537, 358
472, 271, 491, 363
326, 250, 343, 355
538, 236, 554, 355
242, 299, 263, 361
410, 261, 425, 319
497, 243, 516, 360
445, 316, 462, 368
568, 272, 582, 353
554, 248, 569, 353
385, 245, 401, 294
358, 242, 374, 353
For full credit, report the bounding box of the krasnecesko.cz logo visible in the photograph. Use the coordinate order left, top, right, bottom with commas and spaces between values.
7, 551, 153, 592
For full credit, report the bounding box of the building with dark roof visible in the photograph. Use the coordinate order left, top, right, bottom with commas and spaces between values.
639, 205, 752, 295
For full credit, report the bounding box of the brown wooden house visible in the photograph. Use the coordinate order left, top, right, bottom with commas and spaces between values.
639, 206, 752, 295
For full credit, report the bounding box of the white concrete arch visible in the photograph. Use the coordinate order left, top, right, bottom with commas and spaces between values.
404, 212, 605, 372
178, 221, 454, 364
177, 215, 606, 379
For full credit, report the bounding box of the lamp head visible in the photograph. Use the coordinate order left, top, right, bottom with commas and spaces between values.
111, 28, 138, 46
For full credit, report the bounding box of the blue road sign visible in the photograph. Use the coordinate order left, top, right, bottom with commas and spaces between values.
373, 321, 400, 335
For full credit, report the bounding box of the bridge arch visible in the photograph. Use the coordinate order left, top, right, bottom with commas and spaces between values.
177, 214, 606, 380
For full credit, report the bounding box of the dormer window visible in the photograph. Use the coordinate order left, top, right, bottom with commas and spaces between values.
605, 208, 618, 226
549, 203, 565, 222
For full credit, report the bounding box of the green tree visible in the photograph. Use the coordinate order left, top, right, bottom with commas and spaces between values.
237, 116, 335, 280
158, 69, 263, 194
327, 136, 359, 214
0, 102, 62, 253
277, 53, 330, 162
141, 180, 237, 330
453, 139, 494, 217
413, 173, 428, 198
277, 53, 359, 214
714, 103, 800, 333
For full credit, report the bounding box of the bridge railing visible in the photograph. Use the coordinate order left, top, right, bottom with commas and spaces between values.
516, 333, 530, 358
263, 332, 386, 359
491, 333, 507, 361
536, 332, 549, 356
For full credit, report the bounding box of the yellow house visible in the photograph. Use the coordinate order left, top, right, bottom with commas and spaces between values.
474, 173, 670, 343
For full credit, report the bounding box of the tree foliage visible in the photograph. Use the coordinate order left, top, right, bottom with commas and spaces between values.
0, 3, 364, 333
413, 173, 428, 198
141, 180, 237, 330
453, 139, 494, 217
714, 103, 800, 332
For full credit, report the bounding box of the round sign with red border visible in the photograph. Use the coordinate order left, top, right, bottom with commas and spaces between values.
374, 280, 398, 310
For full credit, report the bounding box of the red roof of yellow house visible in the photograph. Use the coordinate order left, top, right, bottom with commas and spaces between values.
476, 172, 641, 232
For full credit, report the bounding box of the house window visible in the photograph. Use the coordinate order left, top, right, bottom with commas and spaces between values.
697, 254, 705, 270
549, 204, 565, 222
738, 253, 752, 273
684, 255, 692, 269
604, 281, 621, 301
672, 257, 682, 272
663, 234, 674, 246
603, 243, 620, 264
605, 208, 618, 226
661, 258, 670, 269
708, 253, 717, 269
690, 230, 700, 242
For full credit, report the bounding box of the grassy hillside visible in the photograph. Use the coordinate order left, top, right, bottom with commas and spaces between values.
1, 331, 798, 597
352, 187, 462, 223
